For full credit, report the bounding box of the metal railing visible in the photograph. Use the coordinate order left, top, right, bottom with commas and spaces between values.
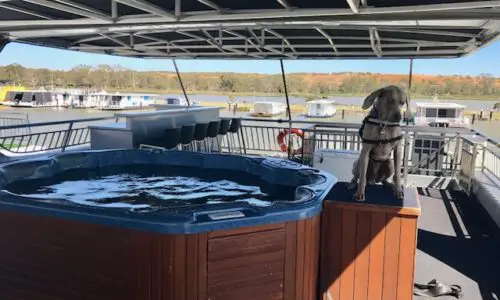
0, 117, 116, 153
0, 112, 31, 137
1, 116, 500, 190
218, 118, 472, 176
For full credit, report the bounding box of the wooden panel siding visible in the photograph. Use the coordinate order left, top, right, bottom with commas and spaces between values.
0, 210, 320, 300
319, 183, 421, 300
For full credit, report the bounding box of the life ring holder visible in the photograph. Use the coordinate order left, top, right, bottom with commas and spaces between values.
277, 128, 304, 155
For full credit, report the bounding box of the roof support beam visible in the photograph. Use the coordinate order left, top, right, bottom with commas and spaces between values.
200, 28, 262, 57
223, 29, 265, 54
277, 0, 291, 10
197, 0, 222, 12
113, 0, 177, 20
134, 34, 192, 54
52, 0, 111, 18
99, 33, 131, 48
73, 33, 128, 44
111, 0, 118, 19
22, 0, 113, 22
369, 27, 383, 57
175, 0, 181, 17
264, 28, 297, 54
70, 41, 470, 51
346, 0, 360, 13
315, 27, 338, 54
0, 3, 53, 19
114, 49, 464, 58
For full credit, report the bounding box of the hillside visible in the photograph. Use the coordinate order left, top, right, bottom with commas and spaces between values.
1, 64, 499, 99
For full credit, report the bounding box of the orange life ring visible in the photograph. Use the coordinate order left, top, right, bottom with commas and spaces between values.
277, 128, 303, 155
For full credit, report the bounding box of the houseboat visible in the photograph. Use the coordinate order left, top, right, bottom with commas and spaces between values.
164, 96, 198, 106
306, 99, 336, 118
414, 102, 470, 128
98, 93, 160, 110
250, 101, 286, 117
2, 90, 58, 107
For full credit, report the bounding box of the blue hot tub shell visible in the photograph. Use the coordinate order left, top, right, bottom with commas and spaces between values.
0, 149, 337, 234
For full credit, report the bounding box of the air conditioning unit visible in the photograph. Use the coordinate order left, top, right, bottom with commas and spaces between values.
312, 149, 360, 182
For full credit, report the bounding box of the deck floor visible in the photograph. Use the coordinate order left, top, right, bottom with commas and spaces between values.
415, 188, 500, 300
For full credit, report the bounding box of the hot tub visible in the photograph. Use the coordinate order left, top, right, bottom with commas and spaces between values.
0, 150, 336, 300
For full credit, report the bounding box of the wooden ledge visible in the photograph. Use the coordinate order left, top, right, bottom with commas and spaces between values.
324, 182, 421, 217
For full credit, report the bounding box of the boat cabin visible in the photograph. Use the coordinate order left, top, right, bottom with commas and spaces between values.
99, 93, 160, 110
251, 101, 286, 117
306, 99, 336, 118
164, 96, 197, 106
414, 102, 470, 127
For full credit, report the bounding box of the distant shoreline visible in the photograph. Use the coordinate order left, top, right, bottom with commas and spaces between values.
109, 89, 500, 102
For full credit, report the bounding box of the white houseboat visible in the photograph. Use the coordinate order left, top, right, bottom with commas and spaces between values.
414, 102, 470, 128
99, 93, 160, 110
164, 96, 198, 106
306, 100, 336, 118
250, 101, 286, 117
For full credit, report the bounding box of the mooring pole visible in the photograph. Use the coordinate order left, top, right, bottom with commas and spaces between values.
172, 59, 191, 106
403, 59, 414, 186
280, 59, 293, 159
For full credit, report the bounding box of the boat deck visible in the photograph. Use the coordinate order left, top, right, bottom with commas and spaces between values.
415, 188, 500, 300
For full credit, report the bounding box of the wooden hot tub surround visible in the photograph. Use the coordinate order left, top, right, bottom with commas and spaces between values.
0, 210, 320, 300
319, 182, 421, 300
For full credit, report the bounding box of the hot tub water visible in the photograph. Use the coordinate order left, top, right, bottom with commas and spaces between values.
5, 165, 280, 212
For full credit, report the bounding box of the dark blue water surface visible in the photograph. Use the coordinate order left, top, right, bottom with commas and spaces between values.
5, 165, 295, 212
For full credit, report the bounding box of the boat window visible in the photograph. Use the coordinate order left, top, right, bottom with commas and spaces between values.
438, 109, 455, 118
425, 108, 437, 117
13, 93, 23, 101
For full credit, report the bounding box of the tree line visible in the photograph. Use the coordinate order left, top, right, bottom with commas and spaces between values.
1, 63, 499, 99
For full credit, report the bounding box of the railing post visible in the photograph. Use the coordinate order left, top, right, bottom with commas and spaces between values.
453, 133, 462, 176
471, 143, 478, 172
61, 121, 74, 152
403, 129, 411, 185
239, 127, 247, 155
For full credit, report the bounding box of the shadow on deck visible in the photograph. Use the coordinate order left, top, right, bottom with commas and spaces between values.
415, 188, 500, 300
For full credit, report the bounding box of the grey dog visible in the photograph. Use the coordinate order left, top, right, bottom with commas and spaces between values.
348, 85, 408, 201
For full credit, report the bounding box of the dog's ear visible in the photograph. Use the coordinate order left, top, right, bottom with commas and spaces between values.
362, 87, 385, 110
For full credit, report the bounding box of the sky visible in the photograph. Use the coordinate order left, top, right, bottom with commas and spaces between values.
1, 40, 499, 76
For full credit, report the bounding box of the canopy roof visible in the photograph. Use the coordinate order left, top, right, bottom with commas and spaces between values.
1, 0, 500, 59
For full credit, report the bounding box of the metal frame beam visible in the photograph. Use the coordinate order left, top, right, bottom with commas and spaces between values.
1, 1, 500, 28
0, 2, 53, 19
346, 0, 360, 13
113, 0, 177, 20
70, 41, 471, 51
22, 0, 112, 22
0, 0, 498, 59
197, 0, 222, 12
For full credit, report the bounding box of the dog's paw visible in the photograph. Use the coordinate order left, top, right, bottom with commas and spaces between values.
353, 190, 365, 202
